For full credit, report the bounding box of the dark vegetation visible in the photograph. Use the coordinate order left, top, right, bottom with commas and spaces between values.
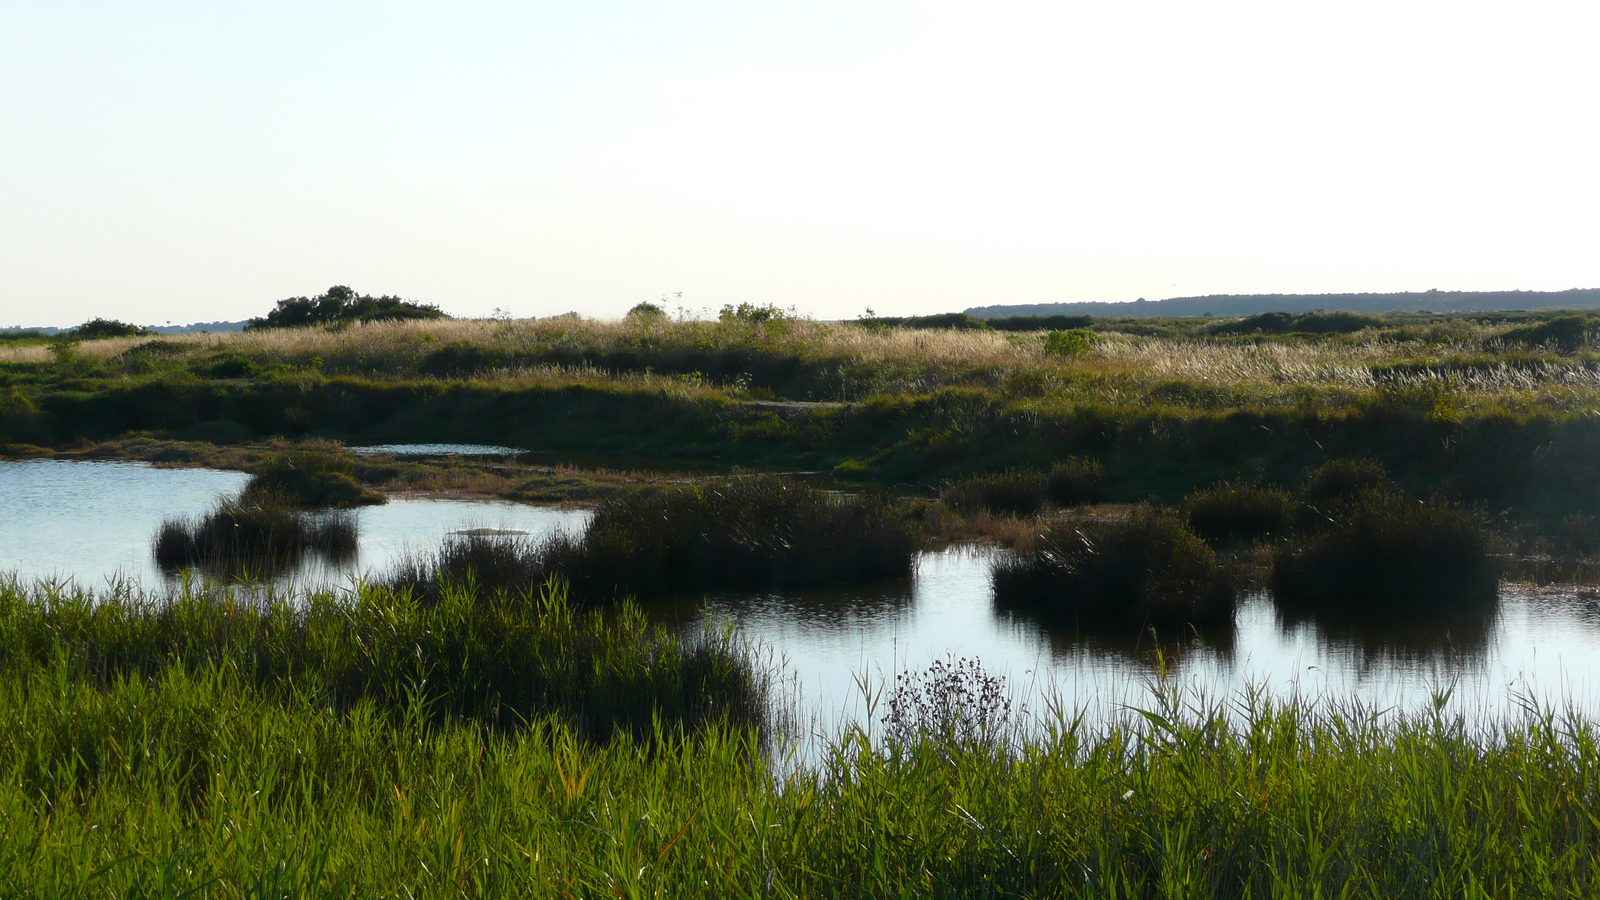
389, 476, 917, 603
992, 508, 1236, 626
967, 287, 1600, 318
938, 458, 1109, 516
245, 285, 446, 330
153, 497, 357, 576
1183, 481, 1294, 544
1273, 490, 1498, 621
1204, 310, 1379, 336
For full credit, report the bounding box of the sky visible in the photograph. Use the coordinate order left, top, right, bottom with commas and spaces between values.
2, 0, 1597, 326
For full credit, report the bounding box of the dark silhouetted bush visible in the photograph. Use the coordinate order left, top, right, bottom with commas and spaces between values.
993, 508, 1236, 626
1046, 457, 1109, 506
245, 285, 445, 330
1206, 311, 1379, 336
68, 319, 154, 340
1272, 491, 1497, 619
1185, 481, 1294, 544
940, 469, 1048, 517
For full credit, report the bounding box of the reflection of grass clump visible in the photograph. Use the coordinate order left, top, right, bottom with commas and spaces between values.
1273, 491, 1497, 618
391, 476, 916, 602
993, 508, 1235, 626
940, 469, 1047, 517
153, 497, 356, 575
1185, 481, 1293, 544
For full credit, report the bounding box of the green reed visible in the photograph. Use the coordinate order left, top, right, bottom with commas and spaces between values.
0, 584, 1598, 897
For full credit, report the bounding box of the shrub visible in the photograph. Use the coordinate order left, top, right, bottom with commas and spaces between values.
1044, 457, 1109, 507
245, 285, 445, 330
940, 469, 1048, 517
67, 318, 154, 339
1185, 481, 1293, 544
1042, 329, 1098, 357
153, 497, 357, 575
992, 507, 1236, 626
1302, 458, 1390, 506
1272, 491, 1498, 619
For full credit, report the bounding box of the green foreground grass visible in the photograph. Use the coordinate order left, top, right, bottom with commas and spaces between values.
3, 579, 1600, 896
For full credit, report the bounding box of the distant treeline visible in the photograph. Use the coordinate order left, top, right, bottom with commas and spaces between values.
1, 321, 246, 337
967, 288, 1600, 319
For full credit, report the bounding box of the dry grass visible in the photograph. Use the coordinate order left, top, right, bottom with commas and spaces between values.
0, 345, 51, 364
42, 314, 1600, 414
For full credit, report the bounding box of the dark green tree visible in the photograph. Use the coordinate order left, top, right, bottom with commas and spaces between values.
245, 286, 446, 330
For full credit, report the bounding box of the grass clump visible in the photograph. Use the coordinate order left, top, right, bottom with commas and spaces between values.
392, 476, 916, 602
241, 452, 386, 508
1046, 456, 1109, 506
993, 507, 1236, 626
940, 468, 1048, 517
1302, 457, 1391, 506
1273, 490, 1498, 619
1185, 480, 1294, 544
152, 497, 357, 575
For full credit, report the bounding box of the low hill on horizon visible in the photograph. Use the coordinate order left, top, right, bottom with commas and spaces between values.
967, 289, 1600, 319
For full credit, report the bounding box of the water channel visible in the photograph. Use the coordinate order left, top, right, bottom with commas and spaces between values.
5, 458, 1600, 730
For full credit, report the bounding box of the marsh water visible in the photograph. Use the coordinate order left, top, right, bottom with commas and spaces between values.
6, 459, 1600, 728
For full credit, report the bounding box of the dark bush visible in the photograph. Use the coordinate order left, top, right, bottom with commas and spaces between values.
191, 354, 255, 378
68, 319, 154, 340
1046, 457, 1109, 506
1185, 481, 1294, 544
153, 497, 357, 575
1272, 491, 1497, 619
940, 469, 1048, 517
241, 452, 385, 508
245, 285, 445, 330
1302, 459, 1390, 506
992, 508, 1236, 626
985, 315, 1095, 332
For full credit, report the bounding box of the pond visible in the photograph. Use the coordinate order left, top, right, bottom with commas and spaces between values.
4, 459, 1600, 729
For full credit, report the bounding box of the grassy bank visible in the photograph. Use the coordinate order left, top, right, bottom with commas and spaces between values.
7, 312, 1600, 523
2, 577, 1600, 894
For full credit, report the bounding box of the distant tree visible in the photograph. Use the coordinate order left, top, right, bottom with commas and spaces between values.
626, 301, 667, 321
68, 318, 154, 340
719, 302, 792, 325
245, 286, 446, 330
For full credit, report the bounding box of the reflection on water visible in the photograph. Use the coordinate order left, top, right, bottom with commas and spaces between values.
7, 460, 1600, 728
0, 459, 587, 589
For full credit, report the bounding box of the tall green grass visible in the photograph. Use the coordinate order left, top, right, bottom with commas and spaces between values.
2, 599, 1600, 897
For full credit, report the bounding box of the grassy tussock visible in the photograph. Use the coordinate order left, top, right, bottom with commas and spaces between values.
242, 451, 387, 507
940, 468, 1049, 516
153, 497, 357, 576
1184, 481, 1294, 544
1274, 490, 1498, 619
993, 507, 1236, 626
390, 476, 918, 602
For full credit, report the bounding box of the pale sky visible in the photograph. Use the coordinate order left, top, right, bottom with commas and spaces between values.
2, 1, 1596, 326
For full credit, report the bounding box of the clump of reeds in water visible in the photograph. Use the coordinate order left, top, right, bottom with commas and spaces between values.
1184, 480, 1294, 544
992, 507, 1235, 626
241, 450, 386, 508
153, 495, 357, 577
388, 475, 917, 602
1273, 488, 1497, 620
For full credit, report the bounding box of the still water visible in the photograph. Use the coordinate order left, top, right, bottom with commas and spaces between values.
4, 459, 1600, 727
